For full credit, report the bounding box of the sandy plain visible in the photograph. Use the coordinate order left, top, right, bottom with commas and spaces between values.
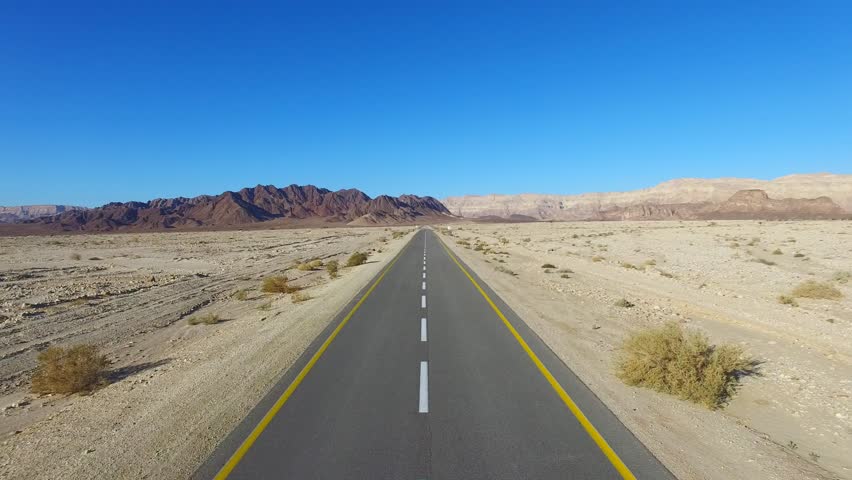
440, 220, 851, 480
0, 227, 412, 479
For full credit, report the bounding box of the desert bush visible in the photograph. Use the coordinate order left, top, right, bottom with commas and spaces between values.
495, 265, 516, 276
257, 302, 272, 311
297, 259, 324, 271
262, 276, 301, 294
232, 289, 249, 301
560, 274, 571, 279
777, 295, 798, 307
499, 237, 509, 245
377, 236, 388, 243
832, 271, 851, 284
326, 260, 339, 278
392, 231, 405, 239
473, 244, 485, 252
772, 248, 783, 255
346, 252, 368, 267
541, 263, 556, 269
658, 270, 676, 278
792, 281, 843, 300
643, 259, 657, 267
188, 313, 220, 325
793, 253, 805, 258
31, 344, 109, 394
620, 262, 639, 270
291, 291, 312, 303
614, 298, 635, 308
456, 240, 471, 247
591, 256, 604, 262
616, 322, 753, 409
753, 258, 776, 266
522, 237, 531, 243
70, 253, 82, 261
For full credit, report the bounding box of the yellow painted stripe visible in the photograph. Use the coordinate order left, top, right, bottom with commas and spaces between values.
214, 239, 411, 479
437, 235, 637, 480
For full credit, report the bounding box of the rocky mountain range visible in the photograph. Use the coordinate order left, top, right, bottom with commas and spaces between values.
444, 173, 852, 221
8, 185, 452, 232
0, 205, 86, 223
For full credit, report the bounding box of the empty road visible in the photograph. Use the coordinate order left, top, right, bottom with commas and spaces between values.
196, 229, 674, 479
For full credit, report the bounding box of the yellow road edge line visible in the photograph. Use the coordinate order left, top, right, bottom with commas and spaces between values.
437, 235, 638, 480
213, 237, 412, 479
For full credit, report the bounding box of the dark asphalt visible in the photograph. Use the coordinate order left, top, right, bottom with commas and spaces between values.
196, 229, 675, 480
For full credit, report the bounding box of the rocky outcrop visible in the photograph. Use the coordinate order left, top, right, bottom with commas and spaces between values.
19, 185, 453, 232
596, 190, 847, 221
0, 205, 86, 223
444, 173, 852, 220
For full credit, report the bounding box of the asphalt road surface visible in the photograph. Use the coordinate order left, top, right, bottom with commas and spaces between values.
196, 229, 675, 480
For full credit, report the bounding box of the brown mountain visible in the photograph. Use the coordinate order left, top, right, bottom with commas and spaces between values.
444, 173, 852, 220
14, 185, 453, 232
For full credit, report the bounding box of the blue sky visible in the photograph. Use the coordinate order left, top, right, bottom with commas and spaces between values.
1, 1, 851, 207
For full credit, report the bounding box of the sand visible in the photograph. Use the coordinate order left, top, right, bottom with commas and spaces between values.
440, 220, 851, 480
0, 227, 413, 479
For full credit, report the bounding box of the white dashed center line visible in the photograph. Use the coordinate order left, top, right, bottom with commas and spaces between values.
419, 361, 429, 413
422, 272, 426, 279
421, 318, 427, 342
421, 295, 426, 308
422, 281, 426, 290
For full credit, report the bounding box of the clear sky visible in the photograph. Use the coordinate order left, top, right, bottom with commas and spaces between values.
2, 1, 851, 207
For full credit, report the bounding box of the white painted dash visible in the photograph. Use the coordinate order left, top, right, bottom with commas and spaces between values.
422, 272, 426, 279
421, 318, 427, 341
422, 281, 426, 290
419, 361, 429, 413
421, 295, 426, 308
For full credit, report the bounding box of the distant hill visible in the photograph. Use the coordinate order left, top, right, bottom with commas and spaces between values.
0, 205, 87, 223
443, 173, 852, 221
5, 185, 453, 233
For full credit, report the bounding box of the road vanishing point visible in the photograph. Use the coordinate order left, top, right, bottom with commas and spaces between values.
196, 228, 675, 480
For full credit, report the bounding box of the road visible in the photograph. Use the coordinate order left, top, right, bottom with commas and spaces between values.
196, 229, 675, 479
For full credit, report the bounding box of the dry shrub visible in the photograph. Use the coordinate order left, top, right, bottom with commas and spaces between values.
346, 252, 368, 267
188, 313, 220, 325
541, 263, 556, 269
614, 298, 635, 308
232, 289, 249, 301
616, 322, 754, 409
495, 265, 516, 276
392, 231, 405, 239
792, 281, 843, 300
591, 256, 604, 262
778, 295, 798, 307
31, 345, 109, 394
326, 260, 339, 278
832, 271, 851, 284
70, 253, 82, 261
291, 291, 312, 303
297, 259, 324, 271
262, 276, 301, 294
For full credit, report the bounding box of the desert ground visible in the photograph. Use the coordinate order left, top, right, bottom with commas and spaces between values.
440, 220, 851, 480
0, 227, 412, 479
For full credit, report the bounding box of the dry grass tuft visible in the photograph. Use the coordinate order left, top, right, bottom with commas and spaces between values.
777, 295, 798, 307
832, 271, 851, 284
291, 291, 312, 303
617, 322, 754, 409
70, 253, 82, 261
232, 289, 249, 301
495, 265, 517, 276
187, 313, 220, 325
541, 263, 556, 269
791, 281, 843, 300
772, 248, 783, 255
261, 276, 301, 294
591, 256, 604, 263
326, 260, 339, 278
31, 345, 109, 394
297, 259, 324, 271
614, 298, 635, 308
346, 252, 368, 267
